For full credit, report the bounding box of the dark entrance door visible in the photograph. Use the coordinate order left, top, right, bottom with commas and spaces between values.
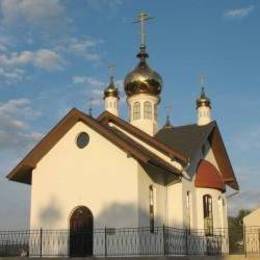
69, 206, 93, 257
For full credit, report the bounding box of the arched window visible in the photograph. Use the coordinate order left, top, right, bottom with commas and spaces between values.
144, 101, 152, 119
133, 102, 141, 120
203, 194, 213, 236
186, 191, 191, 232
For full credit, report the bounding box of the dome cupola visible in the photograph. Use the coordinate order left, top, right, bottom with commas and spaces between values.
124, 12, 162, 136
124, 46, 162, 98
103, 74, 119, 116
196, 75, 212, 126
104, 76, 119, 100
196, 87, 211, 109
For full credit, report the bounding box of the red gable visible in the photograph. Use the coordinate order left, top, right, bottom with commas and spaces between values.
195, 159, 225, 192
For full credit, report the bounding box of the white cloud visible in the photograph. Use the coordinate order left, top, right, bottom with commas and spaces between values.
0, 49, 65, 71
72, 75, 125, 107
85, 0, 122, 10
58, 38, 102, 62
0, 98, 42, 151
0, 67, 25, 85
0, 0, 65, 27
224, 5, 254, 18
72, 76, 104, 88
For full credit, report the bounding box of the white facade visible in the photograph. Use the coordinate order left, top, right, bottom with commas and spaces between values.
28, 118, 230, 256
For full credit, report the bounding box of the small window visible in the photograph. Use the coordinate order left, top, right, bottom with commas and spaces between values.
76, 132, 90, 149
144, 101, 152, 119
133, 102, 141, 120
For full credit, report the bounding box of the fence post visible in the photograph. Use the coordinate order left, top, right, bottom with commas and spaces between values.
162, 225, 166, 256
39, 228, 43, 257
185, 229, 188, 255
104, 226, 107, 257
243, 226, 247, 258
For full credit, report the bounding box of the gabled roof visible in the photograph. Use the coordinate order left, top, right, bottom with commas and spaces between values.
155, 122, 239, 190
7, 108, 181, 185
98, 111, 188, 165
155, 122, 215, 159
195, 159, 225, 192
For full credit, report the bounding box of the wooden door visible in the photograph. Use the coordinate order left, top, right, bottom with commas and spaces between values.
69, 206, 93, 257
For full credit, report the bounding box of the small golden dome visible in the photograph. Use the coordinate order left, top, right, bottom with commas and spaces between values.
124, 47, 162, 98
196, 87, 211, 109
104, 76, 119, 99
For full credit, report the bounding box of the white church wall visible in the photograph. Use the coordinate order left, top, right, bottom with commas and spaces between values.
166, 181, 184, 228
137, 164, 167, 227
30, 121, 139, 231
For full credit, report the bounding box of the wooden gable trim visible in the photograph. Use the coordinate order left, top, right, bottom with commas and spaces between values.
7, 108, 181, 185
209, 126, 239, 190
97, 111, 188, 165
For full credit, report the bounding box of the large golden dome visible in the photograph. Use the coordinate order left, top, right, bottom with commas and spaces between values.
124, 47, 162, 98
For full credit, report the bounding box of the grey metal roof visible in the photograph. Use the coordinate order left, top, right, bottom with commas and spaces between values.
155, 121, 216, 159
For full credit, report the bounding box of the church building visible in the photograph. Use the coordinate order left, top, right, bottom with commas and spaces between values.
7, 12, 239, 257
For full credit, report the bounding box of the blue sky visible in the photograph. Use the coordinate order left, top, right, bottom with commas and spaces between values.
0, 0, 259, 229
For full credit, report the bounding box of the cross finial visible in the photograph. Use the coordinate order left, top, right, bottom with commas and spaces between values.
199, 73, 206, 88
88, 97, 94, 117
199, 73, 207, 97
134, 12, 154, 48
164, 105, 173, 128
108, 64, 115, 80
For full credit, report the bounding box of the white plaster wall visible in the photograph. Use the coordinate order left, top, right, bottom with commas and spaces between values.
244, 208, 260, 227
166, 181, 184, 228
30, 121, 139, 230
197, 106, 211, 126
105, 96, 119, 116
137, 164, 167, 227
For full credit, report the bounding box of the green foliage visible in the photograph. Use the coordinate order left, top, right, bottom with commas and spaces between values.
228, 209, 251, 253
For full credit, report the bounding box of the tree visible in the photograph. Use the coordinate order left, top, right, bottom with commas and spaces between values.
228, 209, 251, 253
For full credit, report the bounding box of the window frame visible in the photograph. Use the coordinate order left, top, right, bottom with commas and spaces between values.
203, 194, 213, 236
144, 101, 152, 119
133, 102, 141, 120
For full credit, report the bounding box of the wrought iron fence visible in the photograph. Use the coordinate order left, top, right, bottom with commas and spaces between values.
0, 226, 257, 257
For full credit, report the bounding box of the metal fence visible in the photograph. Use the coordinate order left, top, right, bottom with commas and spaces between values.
0, 226, 258, 257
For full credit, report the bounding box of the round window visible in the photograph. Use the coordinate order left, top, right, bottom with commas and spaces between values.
76, 132, 89, 149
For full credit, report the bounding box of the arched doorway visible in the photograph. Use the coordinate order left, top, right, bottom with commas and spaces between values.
69, 206, 93, 257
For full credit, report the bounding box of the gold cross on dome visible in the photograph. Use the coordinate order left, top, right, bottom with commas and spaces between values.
165, 104, 173, 116
134, 12, 154, 47
199, 73, 206, 88
108, 64, 115, 79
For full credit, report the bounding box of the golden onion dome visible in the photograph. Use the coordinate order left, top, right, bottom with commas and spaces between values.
196, 87, 211, 109
124, 47, 162, 98
104, 76, 119, 99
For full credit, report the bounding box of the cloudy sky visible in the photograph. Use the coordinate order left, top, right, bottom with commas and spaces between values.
0, 0, 259, 229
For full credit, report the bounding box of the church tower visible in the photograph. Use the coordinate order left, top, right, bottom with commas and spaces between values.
196, 87, 212, 126
104, 75, 119, 116
124, 12, 162, 136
